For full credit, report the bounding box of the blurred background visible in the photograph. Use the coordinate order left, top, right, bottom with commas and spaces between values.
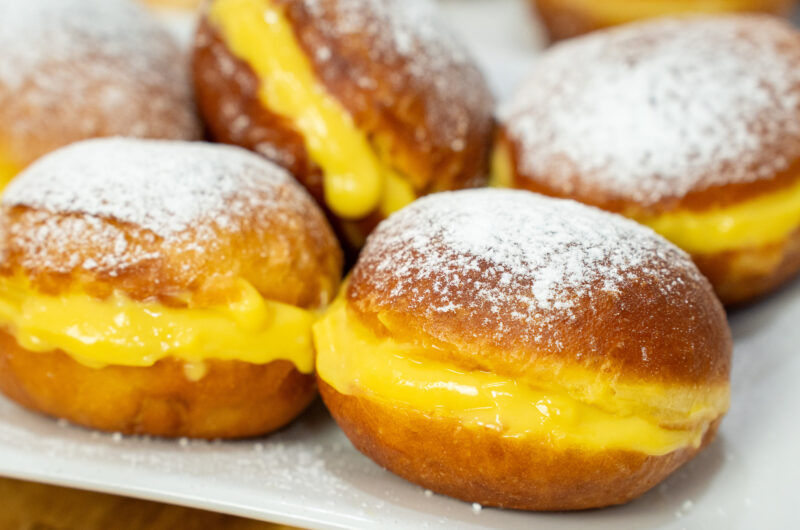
5, 0, 798, 528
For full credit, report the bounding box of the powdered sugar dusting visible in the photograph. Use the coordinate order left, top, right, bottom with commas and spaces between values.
0, 0, 199, 163
300, 0, 488, 148
0, 138, 341, 303
501, 16, 800, 205
2, 210, 156, 275
3, 138, 301, 238
303, 0, 469, 66
354, 189, 702, 343
0, 0, 166, 89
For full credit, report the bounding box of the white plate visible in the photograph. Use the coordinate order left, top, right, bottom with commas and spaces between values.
1, 1, 799, 528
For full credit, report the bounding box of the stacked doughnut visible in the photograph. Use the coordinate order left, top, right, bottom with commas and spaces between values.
497, 16, 800, 304
193, 0, 495, 248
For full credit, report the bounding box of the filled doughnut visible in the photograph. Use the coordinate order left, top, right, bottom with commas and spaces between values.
0, 0, 201, 188
0, 138, 342, 438
495, 16, 800, 305
532, 0, 793, 41
314, 188, 731, 511
192, 0, 495, 248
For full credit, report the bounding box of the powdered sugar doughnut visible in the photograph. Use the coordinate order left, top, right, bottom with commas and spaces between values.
314, 188, 731, 510
496, 15, 800, 304
193, 0, 494, 249
0, 138, 342, 438
0, 0, 201, 187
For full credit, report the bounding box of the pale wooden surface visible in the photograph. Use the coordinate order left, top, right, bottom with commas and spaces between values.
0, 477, 298, 530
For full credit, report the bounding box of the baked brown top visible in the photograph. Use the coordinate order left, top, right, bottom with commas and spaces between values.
348, 189, 731, 385
0, 139, 342, 308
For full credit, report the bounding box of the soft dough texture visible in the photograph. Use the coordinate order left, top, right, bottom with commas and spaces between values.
0, 138, 342, 438
497, 15, 800, 304
316, 188, 731, 510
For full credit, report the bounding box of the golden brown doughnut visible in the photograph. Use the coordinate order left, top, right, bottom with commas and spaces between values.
532, 0, 794, 41
0, 0, 201, 188
314, 189, 731, 510
495, 16, 800, 305
0, 138, 342, 438
192, 0, 495, 249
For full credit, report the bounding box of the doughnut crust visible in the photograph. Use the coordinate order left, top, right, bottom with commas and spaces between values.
193, 0, 494, 246
317, 189, 731, 510
532, 0, 793, 41
0, 0, 200, 177
0, 342, 315, 439
0, 139, 342, 438
320, 380, 723, 511
497, 16, 800, 304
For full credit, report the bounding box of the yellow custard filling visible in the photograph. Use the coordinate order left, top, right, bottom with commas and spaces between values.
640, 176, 800, 253
314, 297, 725, 455
209, 0, 416, 219
491, 143, 800, 253
0, 276, 316, 373
0, 151, 20, 190
555, 0, 775, 26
